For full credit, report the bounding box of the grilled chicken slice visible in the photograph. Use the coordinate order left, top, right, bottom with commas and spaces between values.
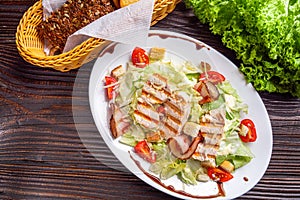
142, 83, 169, 102
201, 107, 225, 125
193, 108, 226, 166
168, 134, 202, 160
133, 73, 192, 140
160, 97, 191, 139
148, 73, 167, 87
110, 105, 130, 138
136, 102, 160, 122
200, 122, 224, 135
133, 110, 159, 129
163, 92, 191, 132
168, 134, 191, 156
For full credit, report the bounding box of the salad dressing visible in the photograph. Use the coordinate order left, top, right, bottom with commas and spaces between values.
130, 152, 225, 198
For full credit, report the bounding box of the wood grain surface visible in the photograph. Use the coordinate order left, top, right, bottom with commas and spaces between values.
1, 0, 300, 199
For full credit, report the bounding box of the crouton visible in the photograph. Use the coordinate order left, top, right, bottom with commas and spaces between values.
219, 160, 235, 173
111, 65, 125, 80
149, 47, 166, 60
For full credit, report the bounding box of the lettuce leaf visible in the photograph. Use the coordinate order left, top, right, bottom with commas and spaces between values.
216, 142, 254, 169
178, 167, 198, 185
185, 0, 300, 97
149, 143, 187, 180
119, 133, 137, 147
217, 129, 254, 169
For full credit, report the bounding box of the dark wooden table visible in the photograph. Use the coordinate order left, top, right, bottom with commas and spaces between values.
1, 0, 300, 199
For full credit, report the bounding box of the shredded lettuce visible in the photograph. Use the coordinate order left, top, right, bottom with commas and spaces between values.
185, 159, 209, 183
119, 133, 138, 147
160, 161, 187, 180
150, 144, 203, 185
185, 0, 300, 97
189, 100, 203, 123
186, 73, 200, 81
214, 81, 253, 169
218, 81, 248, 113
119, 125, 145, 146
202, 94, 225, 111
115, 57, 254, 185
150, 143, 187, 180
178, 167, 198, 185
217, 81, 248, 134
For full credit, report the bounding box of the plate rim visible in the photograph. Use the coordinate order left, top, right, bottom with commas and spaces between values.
88, 29, 273, 200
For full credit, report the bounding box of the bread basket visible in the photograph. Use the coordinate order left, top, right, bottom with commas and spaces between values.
16, 0, 180, 72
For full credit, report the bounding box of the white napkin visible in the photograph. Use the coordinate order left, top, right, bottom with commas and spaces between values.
41, 0, 154, 54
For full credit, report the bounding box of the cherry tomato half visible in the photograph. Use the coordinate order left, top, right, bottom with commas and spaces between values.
131, 47, 149, 68
105, 76, 117, 100
200, 71, 225, 84
207, 167, 233, 182
239, 119, 257, 142
134, 140, 156, 163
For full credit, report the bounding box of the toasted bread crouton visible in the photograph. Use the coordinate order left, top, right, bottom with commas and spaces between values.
111, 65, 125, 80
220, 160, 234, 173
149, 47, 166, 60
183, 121, 201, 137
110, 105, 130, 138
146, 131, 162, 142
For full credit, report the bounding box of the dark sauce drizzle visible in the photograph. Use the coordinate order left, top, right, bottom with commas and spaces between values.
130, 152, 225, 199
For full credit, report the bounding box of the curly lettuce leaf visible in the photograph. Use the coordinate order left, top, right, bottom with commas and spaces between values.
185, 0, 300, 97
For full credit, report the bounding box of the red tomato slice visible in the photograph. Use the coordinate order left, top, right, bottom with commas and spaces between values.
134, 140, 156, 163
239, 119, 257, 142
200, 71, 225, 84
131, 47, 149, 68
105, 76, 117, 100
207, 167, 233, 182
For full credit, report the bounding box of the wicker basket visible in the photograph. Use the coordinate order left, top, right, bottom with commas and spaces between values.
16, 0, 180, 72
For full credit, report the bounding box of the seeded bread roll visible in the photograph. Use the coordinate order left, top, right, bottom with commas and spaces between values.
37, 0, 115, 54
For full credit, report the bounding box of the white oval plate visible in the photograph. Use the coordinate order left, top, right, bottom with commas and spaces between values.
89, 30, 273, 199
